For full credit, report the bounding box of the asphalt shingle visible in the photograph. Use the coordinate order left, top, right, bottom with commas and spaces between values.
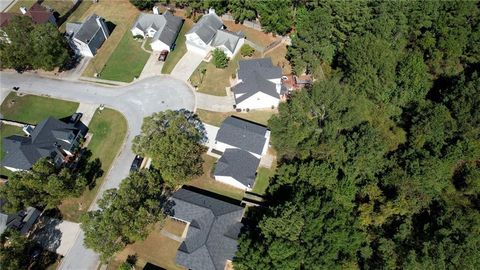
215, 116, 268, 155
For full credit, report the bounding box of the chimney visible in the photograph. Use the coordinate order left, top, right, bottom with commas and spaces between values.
96, 16, 109, 39
20, 6, 27, 14
153, 6, 159, 15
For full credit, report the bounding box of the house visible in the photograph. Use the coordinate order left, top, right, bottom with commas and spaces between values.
214, 149, 260, 190
65, 14, 109, 57
185, 9, 244, 58
0, 3, 56, 42
130, 10, 183, 52
1, 117, 86, 172
170, 188, 244, 270
0, 199, 40, 236
214, 116, 270, 159
211, 117, 270, 190
232, 58, 286, 110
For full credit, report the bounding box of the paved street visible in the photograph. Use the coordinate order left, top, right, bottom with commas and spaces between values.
0, 71, 195, 270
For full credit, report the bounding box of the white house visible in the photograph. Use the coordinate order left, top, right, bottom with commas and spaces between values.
65, 14, 110, 57
232, 58, 286, 110
185, 9, 244, 58
212, 116, 270, 190
130, 10, 183, 52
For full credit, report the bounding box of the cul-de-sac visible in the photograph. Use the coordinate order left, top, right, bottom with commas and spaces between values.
0, 1, 479, 270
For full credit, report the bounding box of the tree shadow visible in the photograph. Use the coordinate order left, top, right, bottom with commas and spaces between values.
31, 217, 64, 255
56, 0, 84, 26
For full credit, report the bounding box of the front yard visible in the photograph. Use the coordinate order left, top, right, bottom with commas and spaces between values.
98, 32, 150, 82
161, 19, 193, 74
0, 92, 79, 124
82, 0, 140, 78
59, 108, 128, 222
196, 109, 276, 127
0, 124, 24, 178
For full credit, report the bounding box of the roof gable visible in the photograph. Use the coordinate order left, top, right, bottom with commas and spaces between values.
214, 149, 260, 186
215, 116, 268, 155
187, 13, 223, 44
133, 11, 183, 47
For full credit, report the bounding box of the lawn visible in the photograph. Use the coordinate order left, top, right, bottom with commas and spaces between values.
58, 108, 127, 222
189, 49, 262, 96
196, 109, 276, 127
187, 154, 245, 201
98, 32, 150, 82
82, 0, 140, 78
0, 92, 79, 124
223, 20, 277, 47
107, 222, 186, 270
161, 19, 193, 74
264, 43, 292, 74
0, 124, 24, 179
252, 167, 275, 195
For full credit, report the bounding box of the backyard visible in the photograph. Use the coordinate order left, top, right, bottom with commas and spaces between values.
81, 0, 140, 78
223, 20, 277, 47
252, 167, 275, 195
107, 221, 186, 270
187, 154, 245, 201
161, 19, 193, 74
0, 92, 79, 124
59, 108, 128, 222
189, 49, 261, 96
98, 32, 150, 82
264, 43, 292, 74
196, 108, 276, 127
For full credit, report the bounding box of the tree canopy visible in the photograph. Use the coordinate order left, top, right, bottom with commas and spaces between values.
234, 1, 480, 269
212, 48, 229, 68
0, 16, 69, 71
81, 170, 168, 261
132, 110, 207, 187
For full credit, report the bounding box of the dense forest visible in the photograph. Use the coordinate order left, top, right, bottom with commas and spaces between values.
224, 1, 479, 269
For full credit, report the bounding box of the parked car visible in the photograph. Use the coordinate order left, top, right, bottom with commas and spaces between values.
70, 113, 82, 124
158, 50, 169, 61
130, 155, 144, 172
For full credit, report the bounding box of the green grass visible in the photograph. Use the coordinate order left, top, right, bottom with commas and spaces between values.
161, 20, 193, 74
98, 32, 150, 82
196, 109, 276, 127
252, 167, 275, 195
0, 124, 24, 179
0, 92, 79, 124
59, 108, 128, 222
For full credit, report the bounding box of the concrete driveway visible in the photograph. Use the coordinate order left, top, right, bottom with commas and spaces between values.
0, 71, 196, 270
196, 92, 235, 112
170, 50, 204, 81
139, 52, 164, 79
33, 217, 81, 257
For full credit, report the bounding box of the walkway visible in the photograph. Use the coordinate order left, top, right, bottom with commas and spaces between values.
170, 50, 204, 81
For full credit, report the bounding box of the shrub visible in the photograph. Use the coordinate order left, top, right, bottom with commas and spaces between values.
129, 0, 158, 10
212, 49, 229, 68
240, 44, 255, 57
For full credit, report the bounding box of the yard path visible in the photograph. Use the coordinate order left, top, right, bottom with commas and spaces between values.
0, 71, 195, 270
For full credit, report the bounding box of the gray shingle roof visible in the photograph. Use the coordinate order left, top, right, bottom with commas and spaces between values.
210, 29, 244, 53
133, 11, 183, 47
187, 13, 223, 44
215, 116, 268, 155
0, 199, 40, 235
171, 188, 244, 270
73, 14, 106, 43
233, 58, 283, 103
214, 149, 260, 187
1, 117, 83, 170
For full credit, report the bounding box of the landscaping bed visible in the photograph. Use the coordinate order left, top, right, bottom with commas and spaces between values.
58, 108, 128, 222
0, 92, 79, 124
98, 32, 150, 82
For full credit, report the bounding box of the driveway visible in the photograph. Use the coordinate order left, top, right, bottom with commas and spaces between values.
139, 52, 164, 79
33, 217, 81, 257
196, 92, 235, 112
170, 50, 204, 81
0, 71, 195, 270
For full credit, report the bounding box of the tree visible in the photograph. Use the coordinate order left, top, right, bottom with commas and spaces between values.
240, 44, 255, 57
132, 110, 206, 187
228, 0, 257, 23
0, 158, 88, 212
0, 16, 69, 71
253, 0, 293, 35
129, 0, 158, 10
0, 230, 30, 270
212, 48, 228, 68
81, 170, 168, 261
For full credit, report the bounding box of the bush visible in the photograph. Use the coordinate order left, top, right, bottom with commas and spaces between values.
129, 0, 158, 10
212, 49, 229, 68
240, 44, 255, 57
